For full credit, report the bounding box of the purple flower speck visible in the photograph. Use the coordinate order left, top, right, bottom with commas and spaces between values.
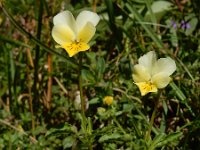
180, 20, 191, 29
171, 20, 177, 29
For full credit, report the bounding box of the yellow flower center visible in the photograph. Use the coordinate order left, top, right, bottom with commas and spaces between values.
62, 41, 90, 57
135, 81, 157, 96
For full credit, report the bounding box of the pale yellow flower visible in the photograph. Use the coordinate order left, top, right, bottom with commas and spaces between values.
132, 51, 176, 96
103, 96, 114, 106
52, 10, 100, 57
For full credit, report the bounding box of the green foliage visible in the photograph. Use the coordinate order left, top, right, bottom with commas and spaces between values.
0, 0, 200, 149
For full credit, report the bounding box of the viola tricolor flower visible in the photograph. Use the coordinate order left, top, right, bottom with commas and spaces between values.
52, 10, 100, 57
132, 51, 176, 96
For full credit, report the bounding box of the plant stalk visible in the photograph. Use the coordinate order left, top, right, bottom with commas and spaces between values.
145, 93, 161, 141
78, 53, 85, 118
78, 53, 93, 150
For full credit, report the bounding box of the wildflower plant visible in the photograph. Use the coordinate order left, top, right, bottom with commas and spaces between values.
0, 0, 199, 150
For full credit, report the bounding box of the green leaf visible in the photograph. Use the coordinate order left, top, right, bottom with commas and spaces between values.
170, 82, 195, 116
45, 123, 77, 137
89, 97, 100, 105
145, 1, 172, 21
162, 100, 168, 115
156, 132, 183, 147
149, 1, 172, 14
99, 133, 121, 143
185, 15, 198, 35
63, 136, 75, 149
86, 52, 97, 65
81, 69, 96, 84
96, 57, 106, 79
170, 82, 186, 101
123, 103, 134, 112
148, 133, 166, 150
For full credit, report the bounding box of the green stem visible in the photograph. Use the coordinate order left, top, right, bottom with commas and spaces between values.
145, 93, 161, 141
78, 53, 85, 119
32, 0, 43, 128
0, 35, 31, 48
78, 53, 92, 149
114, 118, 126, 134
6, 47, 12, 112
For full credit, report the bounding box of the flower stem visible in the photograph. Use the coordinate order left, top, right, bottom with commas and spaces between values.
145, 93, 161, 141
78, 53, 92, 149
78, 53, 85, 119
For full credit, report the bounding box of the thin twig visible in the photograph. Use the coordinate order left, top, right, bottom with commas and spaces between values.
54, 77, 68, 95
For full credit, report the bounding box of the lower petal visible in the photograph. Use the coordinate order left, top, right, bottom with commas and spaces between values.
135, 82, 158, 96
62, 42, 90, 57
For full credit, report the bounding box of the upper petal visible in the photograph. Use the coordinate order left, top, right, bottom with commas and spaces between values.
152, 72, 171, 89
138, 51, 157, 75
76, 10, 100, 32
132, 64, 151, 83
77, 22, 96, 43
152, 57, 176, 76
52, 25, 75, 45
53, 11, 77, 33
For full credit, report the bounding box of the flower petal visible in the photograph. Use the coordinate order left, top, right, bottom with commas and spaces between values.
152, 72, 171, 89
132, 64, 151, 83
135, 82, 157, 96
152, 57, 176, 76
77, 22, 96, 43
138, 51, 157, 75
62, 42, 90, 57
76, 10, 100, 31
53, 11, 77, 33
52, 25, 75, 45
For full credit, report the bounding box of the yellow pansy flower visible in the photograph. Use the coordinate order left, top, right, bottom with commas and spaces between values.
132, 51, 176, 96
52, 10, 100, 57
